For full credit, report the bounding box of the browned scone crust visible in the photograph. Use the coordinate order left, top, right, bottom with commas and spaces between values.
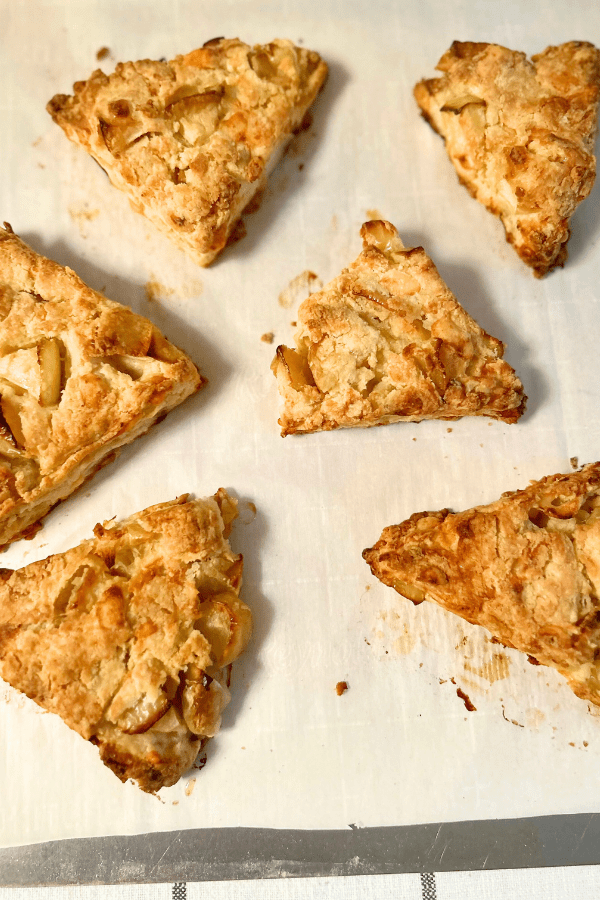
47, 39, 328, 266
0, 491, 252, 791
364, 463, 600, 707
271, 220, 525, 435
0, 226, 202, 549
414, 41, 600, 276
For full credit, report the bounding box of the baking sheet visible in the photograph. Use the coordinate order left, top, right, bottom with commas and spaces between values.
2, 0, 600, 849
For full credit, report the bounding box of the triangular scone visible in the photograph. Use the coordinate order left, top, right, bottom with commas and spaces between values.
0, 226, 202, 548
414, 41, 600, 277
48, 39, 328, 266
272, 220, 526, 435
0, 491, 252, 791
364, 463, 600, 708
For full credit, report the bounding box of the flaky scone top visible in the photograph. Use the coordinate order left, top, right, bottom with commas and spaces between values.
364, 463, 600, 707
48, 38, 328, 265
414, 41, 600, 276
0, 491, 252, 791
0, 226, 202, 548
272, 220, 525, 435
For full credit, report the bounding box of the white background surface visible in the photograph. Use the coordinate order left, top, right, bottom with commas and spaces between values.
1, 0, 600, 849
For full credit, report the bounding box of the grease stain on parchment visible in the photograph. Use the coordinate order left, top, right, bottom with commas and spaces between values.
184, 777, 196, 797
465, 652, 511, 684
526, 707, 546, 728
145, 277, 203, 303
374, 609, 416, 656
68, 205, 100, 237
278, 270, 322, 308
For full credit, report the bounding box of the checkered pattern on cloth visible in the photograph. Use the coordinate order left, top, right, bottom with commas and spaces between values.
420, 872, 437, 899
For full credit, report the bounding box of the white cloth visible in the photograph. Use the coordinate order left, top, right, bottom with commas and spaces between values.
3, 867, 600, 900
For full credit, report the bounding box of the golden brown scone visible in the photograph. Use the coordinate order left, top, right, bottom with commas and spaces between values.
0, 491, 252, 791
47, 39, 328, 266
271, 220, 526, 435
414, 41, 600, 276
364, 463, 600, 707
0, 225, 202, 548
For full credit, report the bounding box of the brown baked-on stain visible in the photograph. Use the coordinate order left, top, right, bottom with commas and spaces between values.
96, 47, 110, 61
501, 704, 524, 727
278, 270, 322, 308
456, 686, 477, 711
261, 332, 275, 344
336, 681, 349, 696
571, 457, 579, 469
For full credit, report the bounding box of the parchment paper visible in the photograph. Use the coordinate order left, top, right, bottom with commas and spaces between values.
2, 0, 600, 849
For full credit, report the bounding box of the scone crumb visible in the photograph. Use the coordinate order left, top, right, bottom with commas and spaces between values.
456, 687, 476, 711
96, 46, 110, 61
571, 456, 579, 469
336, 680, 349, 696
447, 427, 453, 433
261, 332, 275, 344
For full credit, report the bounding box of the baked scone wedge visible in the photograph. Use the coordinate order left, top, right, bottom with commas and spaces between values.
364, 463, 600, 708
0, 491, 252, 791
48, 38, 328, 266
0, 225, 202, 548
272, 220, 526, 435
414, 41, 600, 276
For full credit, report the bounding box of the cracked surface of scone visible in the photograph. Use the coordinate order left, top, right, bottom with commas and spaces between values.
0, 225, 202, 549
363, 463, 600, 708
414, 41, 600, 276
271, 220, 526, 435
47, 38, 328, 266
0, 490, 252, 791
